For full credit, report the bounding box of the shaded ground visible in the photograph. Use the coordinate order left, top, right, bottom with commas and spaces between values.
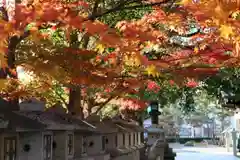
169, 143, 240, 160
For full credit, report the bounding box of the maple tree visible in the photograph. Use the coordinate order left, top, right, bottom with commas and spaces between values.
0, 0, 160, 115
114, 0, 240, 114
0, 0, 239, 118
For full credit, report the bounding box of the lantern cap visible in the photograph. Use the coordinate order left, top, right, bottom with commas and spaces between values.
149, 101, 158, 106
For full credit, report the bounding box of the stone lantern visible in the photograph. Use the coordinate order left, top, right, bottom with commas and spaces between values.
146, 101, 176, 160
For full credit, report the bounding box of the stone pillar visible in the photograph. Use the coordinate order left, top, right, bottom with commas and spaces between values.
232, 129, 237, 156
201, 127, 204, 137
226, 133, 230, 152
191, 127, 194, 138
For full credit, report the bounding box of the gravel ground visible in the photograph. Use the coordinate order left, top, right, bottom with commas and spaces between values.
169, 143, 240, 160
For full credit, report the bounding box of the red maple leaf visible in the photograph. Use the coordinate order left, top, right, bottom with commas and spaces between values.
146, 81, 160, 92
169, 80, 175, 85
186, 79, 198, 88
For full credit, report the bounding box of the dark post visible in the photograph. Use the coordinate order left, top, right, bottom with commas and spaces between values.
149, 101, 161, 125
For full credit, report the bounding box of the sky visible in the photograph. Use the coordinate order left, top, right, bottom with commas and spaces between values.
16, 66, 33, 83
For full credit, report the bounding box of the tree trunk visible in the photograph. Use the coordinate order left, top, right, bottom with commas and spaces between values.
67, 33, 89, 118
68, 87, 83, 118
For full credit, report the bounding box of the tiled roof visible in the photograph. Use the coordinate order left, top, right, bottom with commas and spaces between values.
0, 110, 45, 131
84, 114, 118, 134
68, 116, 97, 133
89, 118, 145, 133
46, 103, 97, 132
89, 120, 119, 134
113, 119, 144, 132
15, 111, 96, 132
0, 98, 19, 111
85, 115, 144, 134
0, 98, 97, 133
0, 98, 45, 131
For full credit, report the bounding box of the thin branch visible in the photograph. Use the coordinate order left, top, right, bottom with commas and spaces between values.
88, 0, 170, 20
94, 95, 119, 114
117, 0, 171, 10
165, 0, 177, 15
88, 0, 130, 20
92, 80, 126, 114
91, 0, 101, 19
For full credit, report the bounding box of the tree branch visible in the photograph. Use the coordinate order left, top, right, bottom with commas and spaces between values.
93, 95, 119, 114
165, 0, 177, 15
117, 0, 171, 10
88, 0, 170, 20
88, 0, 131, 20
91, 80, 128, 114
92, 0, 101, 16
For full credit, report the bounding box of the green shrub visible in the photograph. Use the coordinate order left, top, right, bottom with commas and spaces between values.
184, 140, 195, 146
178, 138, 219, 144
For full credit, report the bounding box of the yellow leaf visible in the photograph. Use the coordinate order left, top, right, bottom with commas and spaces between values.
0, 79, 8, 90
177, 0, 191, 5
145, 64, 162, 77
146, 65, 156, 75
199, 44, 207, 50
219, 25, 234, 39
231, 11, 240, 19
194, 47, 199, 53
154, 72, 161, 78
95, 44, 105, 54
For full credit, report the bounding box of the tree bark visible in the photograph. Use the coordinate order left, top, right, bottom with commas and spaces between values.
67, 33, 89, 118
68, 87, 84, 118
